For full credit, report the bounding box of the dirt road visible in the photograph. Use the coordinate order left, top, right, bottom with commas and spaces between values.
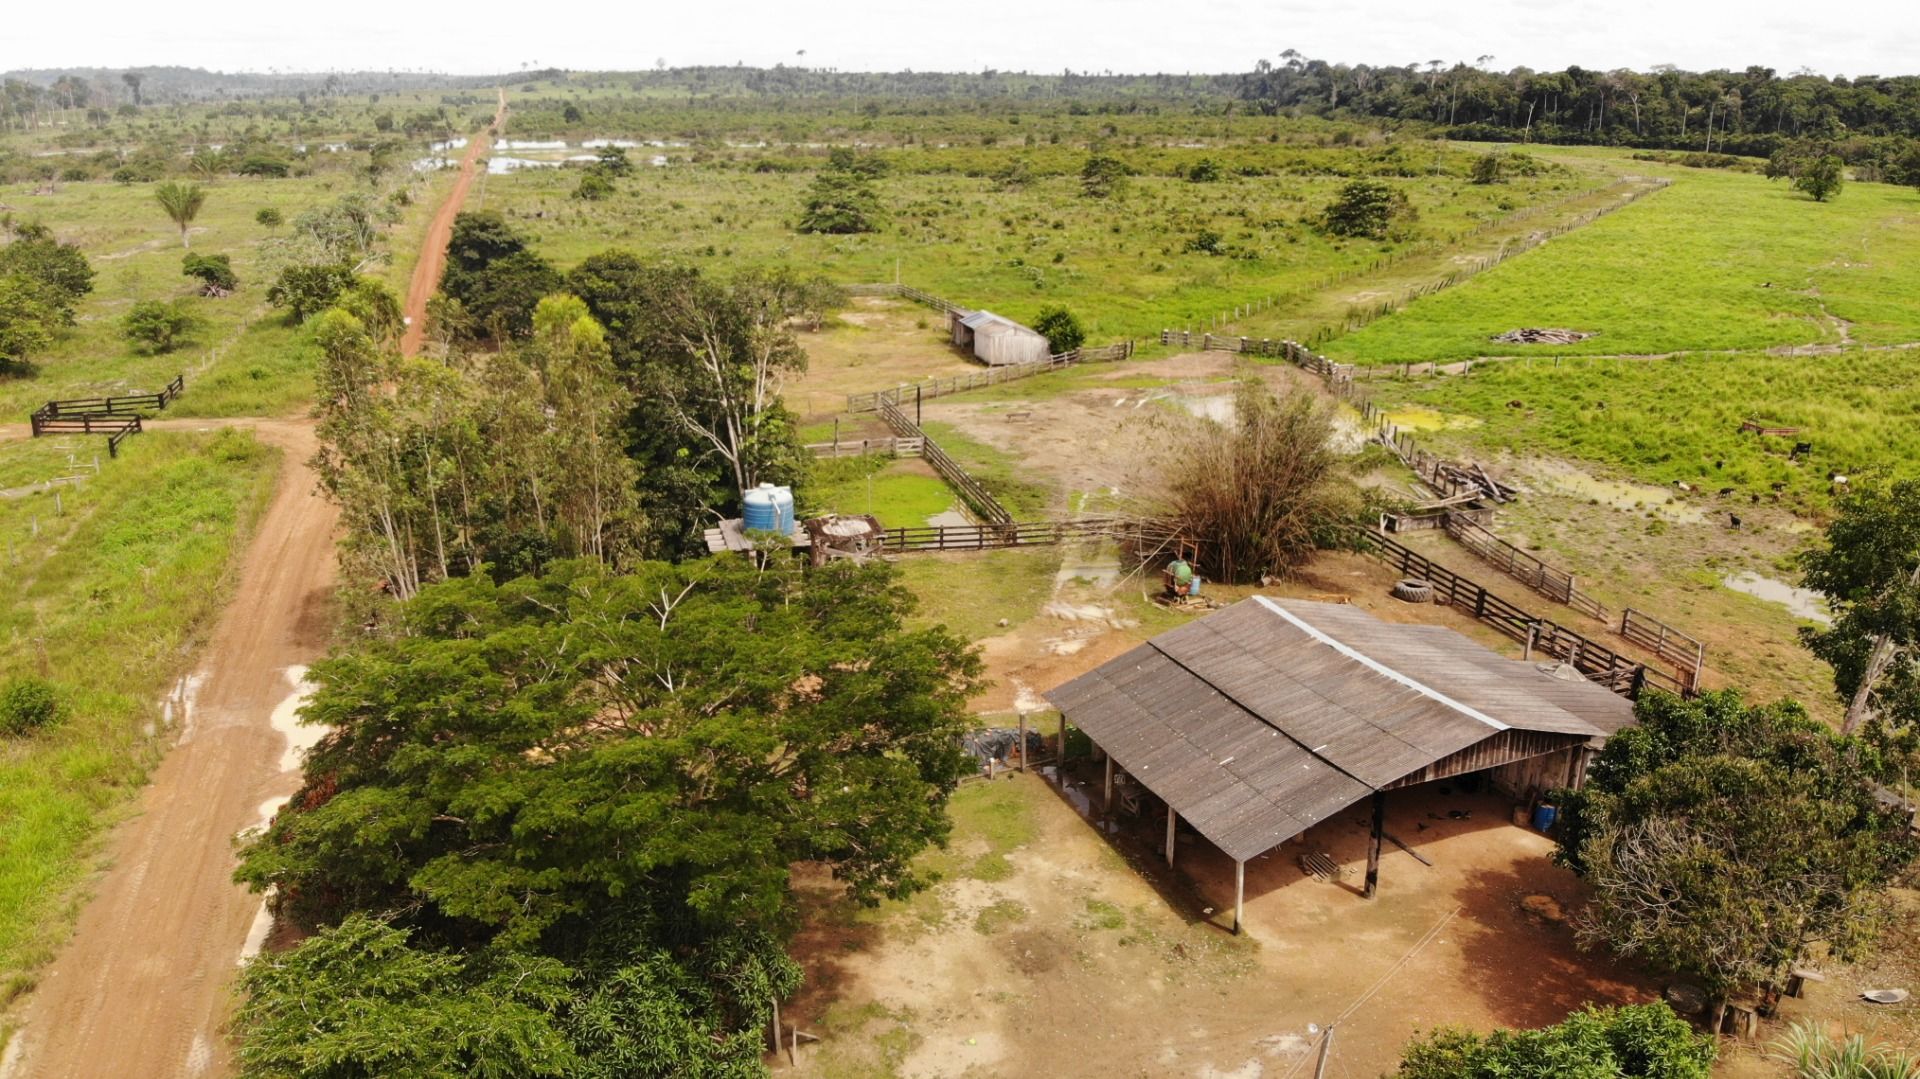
0, 419, 339, 1079
399, 88, 507, 357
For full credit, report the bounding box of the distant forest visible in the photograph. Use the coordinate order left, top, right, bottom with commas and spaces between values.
7, 57, 1920, 156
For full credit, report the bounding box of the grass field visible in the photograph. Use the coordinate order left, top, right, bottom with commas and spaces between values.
803, 455, 957, 525
0, 430, 277, 1000
1325, 164, 1920, 363
471, 150, 1601, 342
0, 173, 419, 420
1370, 347, 1920, 508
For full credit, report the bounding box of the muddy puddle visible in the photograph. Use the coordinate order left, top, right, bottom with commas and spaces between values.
1723, 572, 1831, 624
1381, 406, 1484, 432
1541, 466, 1706, 524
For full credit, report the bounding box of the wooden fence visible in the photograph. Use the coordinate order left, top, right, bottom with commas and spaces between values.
876, 399, 1014, 526
26, 374, 182, 457
805, 436, 923, 459
1355, 528, 1693, 699
29, 374, 184, 430
1444, 515, 1607, 621
846, 340, 1135, 413
1619, 608, 1706, 693
1171, 178, 1671, 345
846, 281, 965, 316
880, 518, 1116, 553
26, 413, 145, 457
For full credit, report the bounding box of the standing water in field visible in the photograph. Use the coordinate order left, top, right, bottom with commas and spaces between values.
1723, 572, 1832, 624
1540, 464, 1707, 524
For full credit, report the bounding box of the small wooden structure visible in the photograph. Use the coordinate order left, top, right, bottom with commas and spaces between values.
1046, 597, 1635, 935
949, 309, 1050, 367
802, 514, 883, 565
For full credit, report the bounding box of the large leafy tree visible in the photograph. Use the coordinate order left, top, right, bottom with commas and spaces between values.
1319, 179, 1418, 239
1555, 691, 1917, 1022
1800, 479, 1920, 740
439, 211, 563, 337
566, 252, 814, 556
0, 225, 94, 374
236, 556, 980, 1074
796, 167, 883, 234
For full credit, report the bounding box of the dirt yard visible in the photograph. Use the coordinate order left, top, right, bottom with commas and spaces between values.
781, 771, 1658, 1079
789, 297, 982, 421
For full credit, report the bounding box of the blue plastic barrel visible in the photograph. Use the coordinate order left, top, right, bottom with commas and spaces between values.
1531, 804, 1558, 832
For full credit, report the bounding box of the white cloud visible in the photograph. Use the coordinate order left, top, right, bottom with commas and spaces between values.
4, 0, 1916, 78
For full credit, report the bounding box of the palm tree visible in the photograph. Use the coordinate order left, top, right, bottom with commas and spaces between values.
154, 182, 206, 249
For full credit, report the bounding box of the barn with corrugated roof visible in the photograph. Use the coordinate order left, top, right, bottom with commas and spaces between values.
1044, 596, 1634, 933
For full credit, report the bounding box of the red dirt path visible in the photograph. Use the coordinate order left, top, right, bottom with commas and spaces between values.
399, 88, 506, 357
0, 419, 339, 1079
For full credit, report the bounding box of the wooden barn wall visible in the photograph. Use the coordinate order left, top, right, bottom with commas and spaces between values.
1382, 729, 1590, 791
1488, 745, 1594, 799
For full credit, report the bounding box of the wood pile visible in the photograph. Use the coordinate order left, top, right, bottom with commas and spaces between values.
1412, 456, 1519, 503
1490, 328, 1596, 345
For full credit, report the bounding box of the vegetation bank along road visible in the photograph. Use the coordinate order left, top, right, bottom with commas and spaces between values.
399, 87, 507, 357
0, 419, 338, 1079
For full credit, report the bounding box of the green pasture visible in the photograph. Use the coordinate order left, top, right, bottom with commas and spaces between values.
1377, 348, 1920, 508
471, 152, 1595, 342
1325, 165, 1920, 363
804, 455, 956, 526
0, 430, 278, 999
0, 175, 355, 418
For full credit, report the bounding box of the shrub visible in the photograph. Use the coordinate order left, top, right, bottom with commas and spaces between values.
182, 252, 238, 295
0, 676, 62, 736
122, 300, 199, 354
1398, 1003, 1714, 1079
1470, 151, 1504, 184
573, 169, 614, 201
797, 170, 883, 234
1186, 229, 1225, 255
1033, 306, 1085, 353
1080, 154, 1129, 199
1186, 157, 1223, 183
266, 263, 356, 323
1320, 179, 1418, 239
255, 207, 283, 229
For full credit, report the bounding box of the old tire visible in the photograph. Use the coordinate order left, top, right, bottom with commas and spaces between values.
1391, 578, 1435, 604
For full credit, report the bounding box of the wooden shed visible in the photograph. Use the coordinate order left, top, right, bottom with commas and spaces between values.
1044, 596, 1634, 933
949, 309, 1051, 367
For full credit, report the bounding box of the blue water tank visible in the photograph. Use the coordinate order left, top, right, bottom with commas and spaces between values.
742, 484, 794, 533
1531, 803, 1559, 833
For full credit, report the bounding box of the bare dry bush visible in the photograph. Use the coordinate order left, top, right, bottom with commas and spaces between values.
1122, 380, 1355, 583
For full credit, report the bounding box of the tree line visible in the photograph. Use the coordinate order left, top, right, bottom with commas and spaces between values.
1240, 53, 1920, 163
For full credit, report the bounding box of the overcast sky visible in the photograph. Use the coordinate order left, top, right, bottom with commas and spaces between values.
6, 0, 1917, 79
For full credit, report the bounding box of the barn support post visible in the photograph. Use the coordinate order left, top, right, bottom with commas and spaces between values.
1017, 712, 1028, 773
1365, 791, 1386, 899
1233, 860, 1245, 935
1103, 755, 1114, 815
1165, 806, 1177, 866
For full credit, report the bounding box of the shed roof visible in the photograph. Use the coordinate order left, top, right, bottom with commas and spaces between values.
958, 310, 1042, 336
1044, 597, 1633, 860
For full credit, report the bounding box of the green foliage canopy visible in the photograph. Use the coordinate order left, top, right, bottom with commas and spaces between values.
122, 299, 199, 354
1033, 305, 1086, 353
1319, 178, 1418, 239
1800, 478, 1920, 744
1555, 691, 1918, 1000
1395, 1002, 1714, 1079
439, 211, 564, 337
